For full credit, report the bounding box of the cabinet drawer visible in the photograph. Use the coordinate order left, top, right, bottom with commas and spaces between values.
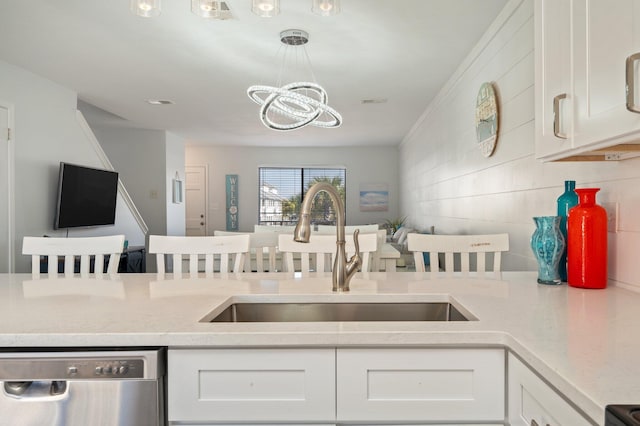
336, 348, 505, 422
508, 353, 592, 426
168, 348, 335, 423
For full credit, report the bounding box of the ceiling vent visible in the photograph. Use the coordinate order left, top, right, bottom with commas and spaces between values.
361, 98, 388, 104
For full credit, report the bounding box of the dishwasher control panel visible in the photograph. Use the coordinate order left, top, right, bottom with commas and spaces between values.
0, 357, 146, 380
68, 359, 144, 379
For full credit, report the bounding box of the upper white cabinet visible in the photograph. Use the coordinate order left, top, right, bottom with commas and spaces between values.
535, 0, 573, 159
535, 0, 640, 161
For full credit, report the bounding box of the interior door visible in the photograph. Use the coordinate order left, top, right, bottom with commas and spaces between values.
0, 105, 11, 272
185, 165, 207, 236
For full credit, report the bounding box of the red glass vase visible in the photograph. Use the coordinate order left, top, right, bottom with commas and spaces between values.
567, 188, 607, 289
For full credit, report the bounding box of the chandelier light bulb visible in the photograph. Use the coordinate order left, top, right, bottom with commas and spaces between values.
191, 0, 220, 18
312, 0, 340, 16
252, 0, 279, 17
131, 0, 161, 17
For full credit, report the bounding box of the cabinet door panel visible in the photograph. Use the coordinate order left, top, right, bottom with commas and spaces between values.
336, 348, 504, 422
168, 348, 335, 423
507, 353, 592, 426
573, 0, 640, 147
535, 0, 573, 158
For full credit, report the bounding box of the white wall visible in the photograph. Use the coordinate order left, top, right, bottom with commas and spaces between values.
91, 126, 168, 237
185, 145, 399, 234
399, 0, 640, 290
0, 60, 145, 273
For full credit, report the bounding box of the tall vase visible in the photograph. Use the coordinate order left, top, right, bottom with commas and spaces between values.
556, 180, 578, 282
530, 216, 566, 285
567, 188, 607, 289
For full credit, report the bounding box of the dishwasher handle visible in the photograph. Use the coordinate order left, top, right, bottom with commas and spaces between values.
3, 380, 69, 400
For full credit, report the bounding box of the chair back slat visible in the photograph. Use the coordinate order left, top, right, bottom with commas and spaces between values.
460, 253, 470, 273
171, 253, 182, 274
493, 252, 502, 272
278, 233, 377, 273
408, 233, 509, 277
148, 235, 250, 274
22, 235, 125, 276
477, 253, 486, 275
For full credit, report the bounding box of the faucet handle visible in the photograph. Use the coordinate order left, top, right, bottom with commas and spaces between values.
342, 228, 363, 291
352, 229, 360, 252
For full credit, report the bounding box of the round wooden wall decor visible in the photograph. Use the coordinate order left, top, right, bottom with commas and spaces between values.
475, 82, 499, 157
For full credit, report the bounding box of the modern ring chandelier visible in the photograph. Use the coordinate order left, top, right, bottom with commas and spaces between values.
247, 29, 342, 131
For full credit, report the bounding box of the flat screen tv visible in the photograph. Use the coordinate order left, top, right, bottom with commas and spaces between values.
54, 162, 119, 229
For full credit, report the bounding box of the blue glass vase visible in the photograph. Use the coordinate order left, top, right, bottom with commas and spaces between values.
531, 216, 566, 285
556, 180, 578, 281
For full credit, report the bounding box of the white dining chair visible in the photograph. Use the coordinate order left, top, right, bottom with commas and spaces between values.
22, 235, 126, 276
148, 234, 250, 274
278, 232, 378, 273
214, 231, 279, 272
408, 233, 509, 276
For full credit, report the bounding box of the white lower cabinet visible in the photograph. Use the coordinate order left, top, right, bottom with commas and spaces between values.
337, 348, 505, 423
507, 353, 592, 426
168, 348, 336, 423
168, 347, 505, 425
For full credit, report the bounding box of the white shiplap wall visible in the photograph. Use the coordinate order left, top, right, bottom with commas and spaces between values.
399, 0, 640, 290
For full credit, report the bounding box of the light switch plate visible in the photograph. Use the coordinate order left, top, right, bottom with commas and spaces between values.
602, 202, 618, 233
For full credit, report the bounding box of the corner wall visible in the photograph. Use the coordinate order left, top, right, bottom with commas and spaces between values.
185, 145, 399, 234
399, 0, 640, 290
90, 126, 169, 237
0, 59, 146, 272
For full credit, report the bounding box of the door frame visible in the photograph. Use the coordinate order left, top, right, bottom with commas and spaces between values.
0, 101, 15, 272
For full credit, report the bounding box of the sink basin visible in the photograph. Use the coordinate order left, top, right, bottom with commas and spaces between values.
205, 301, 473, 322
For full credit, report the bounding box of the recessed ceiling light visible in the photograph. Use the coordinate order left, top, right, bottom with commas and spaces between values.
361, 98, 388, 104
146, 99, 174, 105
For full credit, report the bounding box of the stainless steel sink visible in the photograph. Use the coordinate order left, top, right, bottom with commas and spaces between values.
206, 301, 473, 322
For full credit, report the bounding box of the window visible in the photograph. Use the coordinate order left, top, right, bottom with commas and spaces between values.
258, 167, 346, 226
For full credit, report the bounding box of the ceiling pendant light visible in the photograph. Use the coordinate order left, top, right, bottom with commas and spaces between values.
252, 0, 280, 17
312, 0, 340, 16
191, 0, 221, 18
130, 0, 161, 18
247, 29, 342, 131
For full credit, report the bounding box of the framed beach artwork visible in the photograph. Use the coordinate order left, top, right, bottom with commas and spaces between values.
359, 183, 389, 212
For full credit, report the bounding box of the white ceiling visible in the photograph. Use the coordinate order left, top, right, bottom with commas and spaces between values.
0, 0, 508, 148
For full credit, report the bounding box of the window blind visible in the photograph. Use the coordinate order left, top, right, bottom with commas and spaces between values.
258, 167, 346, 225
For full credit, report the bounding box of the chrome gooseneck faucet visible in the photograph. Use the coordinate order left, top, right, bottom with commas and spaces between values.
293, 182, 361, 292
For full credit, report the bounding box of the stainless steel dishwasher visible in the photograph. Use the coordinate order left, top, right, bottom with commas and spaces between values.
0, 348, 165, 426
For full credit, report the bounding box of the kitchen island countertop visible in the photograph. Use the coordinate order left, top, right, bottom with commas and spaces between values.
0, 271, 636, 424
